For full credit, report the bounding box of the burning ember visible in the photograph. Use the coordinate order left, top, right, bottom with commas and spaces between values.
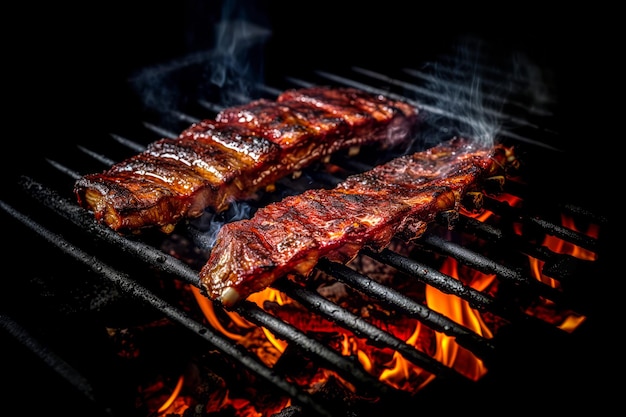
0, 1, 611, 416
129, 188, 597, 416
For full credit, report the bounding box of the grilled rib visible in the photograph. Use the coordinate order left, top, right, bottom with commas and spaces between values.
74, 87, 418, 233
200, 137, 517, 308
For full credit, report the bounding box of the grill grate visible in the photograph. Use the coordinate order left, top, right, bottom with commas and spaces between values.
1, 42, 609, 416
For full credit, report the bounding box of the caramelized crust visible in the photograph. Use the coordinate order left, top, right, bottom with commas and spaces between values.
278, 87, 417, 147
200, 137, 515, 308
74, 87, 418, 233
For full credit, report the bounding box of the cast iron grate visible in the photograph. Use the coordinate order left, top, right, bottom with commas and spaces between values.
0, 45, 608, 416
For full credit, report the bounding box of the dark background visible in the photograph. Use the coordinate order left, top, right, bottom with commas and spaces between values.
8, 1, 611, 149
6, 2, 615, 208
6, 1, 614, 222
3, 1, 616, 415
6, 0, 615, 336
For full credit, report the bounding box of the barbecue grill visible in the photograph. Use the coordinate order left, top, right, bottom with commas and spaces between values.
3, 2, 614, 416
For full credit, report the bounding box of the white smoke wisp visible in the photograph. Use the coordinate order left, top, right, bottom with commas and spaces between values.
127, 0, 272, 115
124, 1, 273, 252
419, 36, 553, 150
209, 20, 271, 92
128, 52, 215, 114
208, 0, 271, 106
188, 200, 254, 251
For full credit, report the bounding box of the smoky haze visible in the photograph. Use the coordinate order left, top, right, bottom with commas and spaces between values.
128, 0, 272, 115
111, 2, 557, 250
413, 36, 554, 151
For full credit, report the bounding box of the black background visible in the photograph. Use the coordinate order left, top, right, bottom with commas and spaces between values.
6, 1, 616, 199
3, 1, 617, 415
7, 1, 612, 150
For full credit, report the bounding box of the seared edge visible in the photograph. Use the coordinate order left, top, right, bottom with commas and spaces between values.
200, 137, 515, 308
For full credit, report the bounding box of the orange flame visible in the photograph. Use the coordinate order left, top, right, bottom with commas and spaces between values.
138, 375, 190, 416
191, 256, 495, 401
157, 375, 185, 415
461, 192, 523, 223
527, 212, 598, 288
191, 285, 244, 341
427, 258, 493, 381
188, 203, 599, 414
378, 321, 436, 391
191, 285, 289, 354
545, 214, 598, 262
248, 288, 290, 353
524, 213, 597, 331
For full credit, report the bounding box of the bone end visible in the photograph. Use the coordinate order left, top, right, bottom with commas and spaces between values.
220, 287, 240, 308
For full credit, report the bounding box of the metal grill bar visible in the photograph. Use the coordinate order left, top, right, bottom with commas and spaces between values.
420, 233, 561, 298
360, 246, 568, 333
8, 174, 487, 416
482, 195, 599, 252
0, 48, 608, 416
272, 277, 469, 382
0, 313, 102, 409
315, 258, 496, 360
439, 209, 599, 291
233, 300, 395, 396
17, 176, 201, 288
14, 175, 470, 405
0, 198, 334, 417
363, 247, 496, 310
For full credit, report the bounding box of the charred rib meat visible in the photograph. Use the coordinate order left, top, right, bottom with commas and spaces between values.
200, 137, 517, 308
74, 87, 418, 233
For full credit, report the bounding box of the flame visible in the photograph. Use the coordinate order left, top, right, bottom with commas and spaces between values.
378, 321, 436, 391
191, 285, 289, 353
527, 212, 598, 288
544, 214, 598, 261
261, 326, 288, 353
187, 205, 599, 414
427, 257, 494, 381
191, 285, 245, 341
190, 256, 495, 404
248, 287, 289, 307
157, 375, 185, 414
492, 192, 523, 207
357, 347, 373, 372
247, 288, 290, 352
139, 375, 191, 416
461, 192, 523, 223
524, 213, 598, 331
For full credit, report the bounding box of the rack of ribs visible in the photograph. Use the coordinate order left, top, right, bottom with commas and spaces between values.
200, 137, 518, 308
74, 86, 419, 233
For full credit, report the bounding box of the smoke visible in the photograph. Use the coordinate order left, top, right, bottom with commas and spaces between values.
208, 1, 271, 105
416, 36, 552, 149
123, 1, 272, 250
188, 201, 254, 251
128, 0, 271, 114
